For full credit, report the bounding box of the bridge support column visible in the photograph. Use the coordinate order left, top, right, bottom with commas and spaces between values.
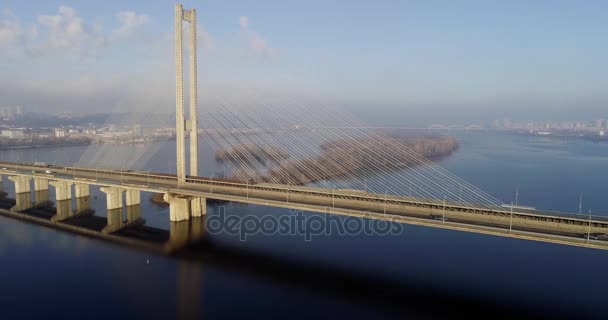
74, 183, 91, 215
125, 190, 140, 206
74, 183, 89, 198
33, 178, 50, 206
190, 197, 207, 217
50, 181, 72, 201
164, 193, 192, 222
0, 174, 4, 196
9, 176, 31, 194
125, 190, 143, 224
100, 187, 123, 210
49, 181, 73, 221
34, 178, 48, 192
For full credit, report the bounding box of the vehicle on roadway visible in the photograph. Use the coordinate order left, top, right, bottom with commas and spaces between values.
45, 169, 54, 174
1, 167, 7, 170
431, 214, 448, 222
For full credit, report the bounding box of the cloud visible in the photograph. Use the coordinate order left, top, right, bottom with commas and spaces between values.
198, 25, 215, 52
239, 16, 249, 29
238, 16, 277, 58
0, 10, 23, 48
112, 11, 150, 39
34, 5, 107, 57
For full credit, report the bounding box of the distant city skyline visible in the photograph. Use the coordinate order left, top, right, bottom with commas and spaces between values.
1, 0, 607, 120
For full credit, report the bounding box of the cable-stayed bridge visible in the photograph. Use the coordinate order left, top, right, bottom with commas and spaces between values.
0, 3, 607, 252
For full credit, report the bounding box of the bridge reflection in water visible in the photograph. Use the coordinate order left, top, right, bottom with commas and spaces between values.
0, 178, 597, 319
0, 190, 208, 254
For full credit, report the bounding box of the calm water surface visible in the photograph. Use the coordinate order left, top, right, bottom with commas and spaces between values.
1, 131, 607, 318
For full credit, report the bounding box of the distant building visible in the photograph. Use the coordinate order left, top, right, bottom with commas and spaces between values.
0, 106, 25, 120
54, 128, 66, 138
1, 129, 25, 139
68, 129, 80, 134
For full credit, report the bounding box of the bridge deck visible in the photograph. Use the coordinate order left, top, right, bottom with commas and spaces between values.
1, 161, 608, 250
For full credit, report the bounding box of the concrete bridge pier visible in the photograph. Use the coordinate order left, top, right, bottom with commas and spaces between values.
9, 176, 31, 194
100, 187, 123, 210
34, 178, 50, 206
0, 174, 4, 196
164, 193, 207, 221
9, 176, 32, 211
100, 187, 143, 233
74, 183, 91, 215
191, 197, 207, 217
164, 193, 191, 221
50, 181, 73, 222
50, 181, 72, 201
125, 190, 142, 224
101, 187, 124, 233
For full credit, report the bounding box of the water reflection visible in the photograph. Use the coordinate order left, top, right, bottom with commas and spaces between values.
177, 260, 202, 320
12, 192, 32, 212
126, 204, 143, 224
51, 199, 73, 222
75, 196, 93, 215
34, 190, 50, 207
103, 208, 124, 233
167, 217, 206, 252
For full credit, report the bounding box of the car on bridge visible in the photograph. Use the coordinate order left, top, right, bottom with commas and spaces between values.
431, 214, 448, 222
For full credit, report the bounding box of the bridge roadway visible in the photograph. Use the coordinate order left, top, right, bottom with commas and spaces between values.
2, 161, 608, 250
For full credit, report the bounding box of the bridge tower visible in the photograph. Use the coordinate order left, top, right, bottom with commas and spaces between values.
175, 3, 199, 184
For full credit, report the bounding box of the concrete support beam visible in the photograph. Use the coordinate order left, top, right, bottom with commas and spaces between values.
50, 181, 72, 201
164, 193, 191, 221
190, 197, 207, 217
125, 189, 141, 206
74, 183, 89, 198
100, 187, 123, 210
34, 178, 48, 192
9, 176, 31, 194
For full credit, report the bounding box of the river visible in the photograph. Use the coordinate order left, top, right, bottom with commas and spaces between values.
0, 130, 607, 318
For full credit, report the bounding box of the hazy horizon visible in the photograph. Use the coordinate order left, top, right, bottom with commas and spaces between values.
1, 0, 607, 122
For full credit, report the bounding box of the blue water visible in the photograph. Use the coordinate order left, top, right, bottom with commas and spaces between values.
1, 131, 607, 318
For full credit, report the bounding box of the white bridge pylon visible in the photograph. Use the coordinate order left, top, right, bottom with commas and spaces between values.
175, 3, 198, 183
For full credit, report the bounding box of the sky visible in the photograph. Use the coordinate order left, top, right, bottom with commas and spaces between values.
0, 0, 607, 123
